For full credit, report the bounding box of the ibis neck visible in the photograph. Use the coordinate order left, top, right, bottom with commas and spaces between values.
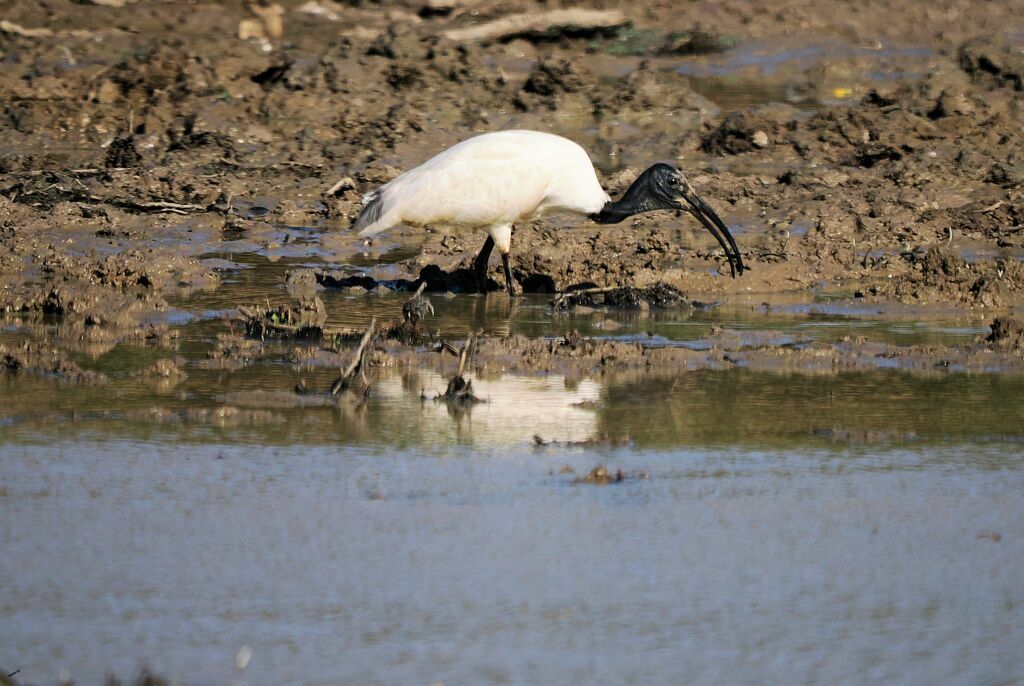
590, 199, 635, 225
589, 170, 675, 225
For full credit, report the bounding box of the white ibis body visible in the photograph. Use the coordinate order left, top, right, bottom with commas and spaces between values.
351, 130, 744, 295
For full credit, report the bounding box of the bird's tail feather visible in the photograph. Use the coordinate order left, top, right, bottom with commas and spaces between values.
350, 190, 386, 235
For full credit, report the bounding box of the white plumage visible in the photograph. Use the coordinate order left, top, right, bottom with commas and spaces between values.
351, 129, 745, 295
354, 130, 609, 254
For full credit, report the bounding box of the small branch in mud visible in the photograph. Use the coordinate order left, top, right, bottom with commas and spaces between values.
117, 200, 210, 214
16, 167, 134, 177
456, 331, 474, 379
436, 340, 461, 357
330, 318, 376, 395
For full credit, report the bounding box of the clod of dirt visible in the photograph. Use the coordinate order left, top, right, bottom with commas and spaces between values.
104, 135, 142, 168
515, 58, 592, 111
860, 246, 1021, 307
701, 108, 795, 155
578, 465, 624, 484
985, 317, 1024, 348
959, 36, 1024, 91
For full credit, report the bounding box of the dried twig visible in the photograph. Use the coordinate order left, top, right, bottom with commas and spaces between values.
443, 8, 627, 43
330, 317, 376, 395
456, 331, 475, 378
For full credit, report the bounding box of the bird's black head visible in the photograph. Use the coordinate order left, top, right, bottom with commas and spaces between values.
615, 162, 687, 214
590, 163, 745, 277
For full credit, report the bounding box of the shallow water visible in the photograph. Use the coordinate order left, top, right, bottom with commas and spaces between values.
2, 439, 1022, 685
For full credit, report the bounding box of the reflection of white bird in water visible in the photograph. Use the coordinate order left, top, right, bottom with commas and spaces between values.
351, 130, 744, 296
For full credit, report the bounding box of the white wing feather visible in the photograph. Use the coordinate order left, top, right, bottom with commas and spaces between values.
353, 131, 609, 237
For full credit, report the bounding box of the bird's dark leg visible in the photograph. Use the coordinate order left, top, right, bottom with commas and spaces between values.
501, 251, 516, 298
472, 236, 495, 293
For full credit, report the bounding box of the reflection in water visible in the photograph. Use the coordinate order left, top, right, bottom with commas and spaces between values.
3, 356, 1024, 449
597, 369, 1024, 448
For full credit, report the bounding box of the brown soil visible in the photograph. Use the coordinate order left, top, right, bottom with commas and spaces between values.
1, 0, 1023, 385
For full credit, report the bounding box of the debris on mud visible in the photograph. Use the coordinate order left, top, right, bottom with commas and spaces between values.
328, 318, 377, 395
240, 296, 327, 340
437, 332, 483, 404
104, 135, 142, 169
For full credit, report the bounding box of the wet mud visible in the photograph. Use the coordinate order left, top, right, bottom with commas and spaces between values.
1, 0, 1023, 411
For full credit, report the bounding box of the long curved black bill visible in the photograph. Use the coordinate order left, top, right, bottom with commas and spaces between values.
685, 193, 744, 278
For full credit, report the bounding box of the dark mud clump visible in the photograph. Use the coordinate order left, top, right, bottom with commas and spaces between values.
986, 317, 1024, 349
959, 36, 1024, 91
553, 283, 693, 310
